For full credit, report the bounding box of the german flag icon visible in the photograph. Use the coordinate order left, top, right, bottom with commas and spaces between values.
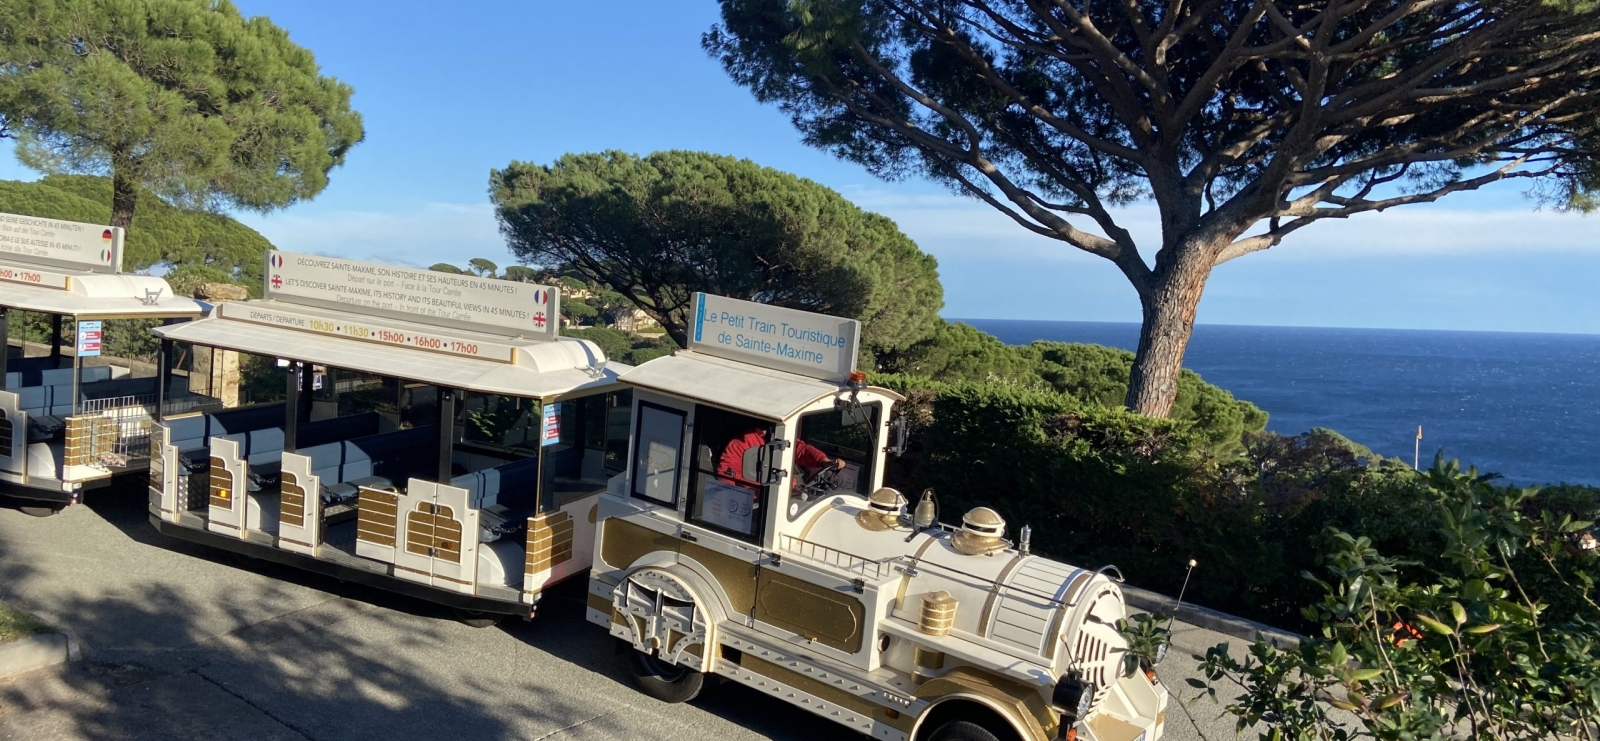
101, 229, 113, 243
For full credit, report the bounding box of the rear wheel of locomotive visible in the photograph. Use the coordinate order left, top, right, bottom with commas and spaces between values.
622, 641, 704, 703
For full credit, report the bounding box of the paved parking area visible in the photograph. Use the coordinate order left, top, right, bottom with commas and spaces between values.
0, 485, 1251, 740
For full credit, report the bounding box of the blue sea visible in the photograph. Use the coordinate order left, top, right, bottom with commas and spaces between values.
961, 320, 1600, 487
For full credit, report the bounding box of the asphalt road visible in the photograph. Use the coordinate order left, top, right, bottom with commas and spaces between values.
0, 484, 1255, 741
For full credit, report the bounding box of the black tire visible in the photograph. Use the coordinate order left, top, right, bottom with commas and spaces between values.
18, 504, 63, 518
624, 644, 704, 703
927, 720, 1003, 741
452, 608, 502, 628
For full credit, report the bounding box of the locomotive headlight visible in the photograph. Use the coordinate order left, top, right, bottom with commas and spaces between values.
1051, 674, 1095, 721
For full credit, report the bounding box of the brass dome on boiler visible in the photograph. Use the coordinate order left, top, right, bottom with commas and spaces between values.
856, 487, 906, 532
950, 506, 1008, 555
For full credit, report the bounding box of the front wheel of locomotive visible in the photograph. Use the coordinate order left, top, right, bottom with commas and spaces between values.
622, 640, 704, 703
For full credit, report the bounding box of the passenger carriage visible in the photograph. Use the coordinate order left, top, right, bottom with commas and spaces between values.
0, 212, 208, 516
146, 251, 629, 620
589, 294, 1169, 741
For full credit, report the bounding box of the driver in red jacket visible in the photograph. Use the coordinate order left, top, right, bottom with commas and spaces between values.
719, 428, 845, 489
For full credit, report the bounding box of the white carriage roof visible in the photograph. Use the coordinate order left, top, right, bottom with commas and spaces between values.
621, 351, 902, 421
153, 300, 625, 398
0, 264, 202, 319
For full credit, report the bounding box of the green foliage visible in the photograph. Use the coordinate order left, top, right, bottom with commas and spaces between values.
0, 175, 271, 287
501, 265, 540, 283
489, 150, 943, 353
875, 320, 1041, 386
623, 334, 678, 365
1022, 342, 1268, 456
564, 326, 629, 362
564, 326, 679, 366
1198, 457, 1600, 740
561, 299, 598, 325
100, 318, 159, 362
428, 263, 464, 274
879, 373, 1448, 628
0, 0, 364, 224
163, 263, 239, 298
706, 0, 1600, 419
467, 258, 498, 276
878, 324, 1268, 457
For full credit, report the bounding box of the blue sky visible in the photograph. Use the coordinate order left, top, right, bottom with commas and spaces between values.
2, 0, 1596, 334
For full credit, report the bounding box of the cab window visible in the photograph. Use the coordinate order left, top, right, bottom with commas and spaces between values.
792, 402, 880, 510
687, 405, 773, 543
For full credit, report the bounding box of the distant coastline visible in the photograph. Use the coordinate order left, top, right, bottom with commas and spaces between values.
959, 318, 1600, 487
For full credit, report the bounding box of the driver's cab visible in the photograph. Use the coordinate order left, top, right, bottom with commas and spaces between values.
626, 372, 898, 549
592, 293, 909, 674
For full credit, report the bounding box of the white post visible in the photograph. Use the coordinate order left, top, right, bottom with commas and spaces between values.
1414, 425, 1422, 470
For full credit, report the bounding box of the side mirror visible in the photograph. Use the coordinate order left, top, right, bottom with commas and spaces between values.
887, 416, 909, 456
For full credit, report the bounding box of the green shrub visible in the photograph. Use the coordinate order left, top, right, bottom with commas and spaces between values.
874, 372, 1538, 630
876, 323, 1268, 458
874, 320, 1043, 386
1198, 460, 1600, 740
1018, 341, 1268, 457
623, 334, 678, 366
564, 326, 680, 366
564, 326, 630, 361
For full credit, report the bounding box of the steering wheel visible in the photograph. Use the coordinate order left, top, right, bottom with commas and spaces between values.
796, 463, 841, 501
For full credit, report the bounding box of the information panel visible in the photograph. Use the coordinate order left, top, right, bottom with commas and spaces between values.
76, 320, 102, 357
0, 212, 122, 273
688, 292, 860, 383
263, 251, 559, 341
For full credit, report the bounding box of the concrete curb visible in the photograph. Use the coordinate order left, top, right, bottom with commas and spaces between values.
1122, 583, 1303, 648
0, 631, 73, 680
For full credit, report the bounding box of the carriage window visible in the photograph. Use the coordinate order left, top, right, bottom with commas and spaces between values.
542, 388, 634, 508
631, 402, 685, 506
687, 405, 773, 542
458, 393, 541, 453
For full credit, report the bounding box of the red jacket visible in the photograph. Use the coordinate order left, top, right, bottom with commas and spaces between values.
718, 430, 828, 485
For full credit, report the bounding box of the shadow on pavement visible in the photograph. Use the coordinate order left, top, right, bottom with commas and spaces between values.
507, 574, 850, 740
1, 478, 849, 740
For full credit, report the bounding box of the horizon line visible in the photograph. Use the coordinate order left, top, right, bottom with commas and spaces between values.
948, 316, 1600, 339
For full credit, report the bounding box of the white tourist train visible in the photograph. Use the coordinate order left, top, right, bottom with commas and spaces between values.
0, 211, 206, 516
139, 250, 1167, 741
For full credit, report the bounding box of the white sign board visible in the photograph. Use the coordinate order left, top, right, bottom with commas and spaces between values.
263, 251, 559, 341
218, 302, 518, 362
0, 212, 122, 273
688, 292, 860, 383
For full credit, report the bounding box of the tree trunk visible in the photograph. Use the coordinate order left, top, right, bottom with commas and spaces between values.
109, 167, 138, 229
1125, 243, 1216, 417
